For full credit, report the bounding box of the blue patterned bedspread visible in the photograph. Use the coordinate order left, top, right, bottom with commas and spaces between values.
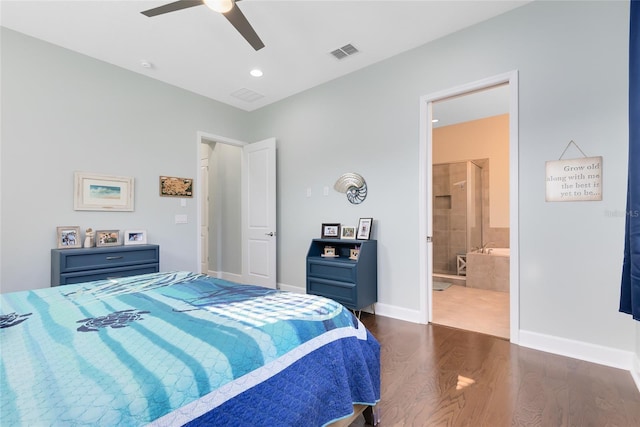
0, 272, 380, 426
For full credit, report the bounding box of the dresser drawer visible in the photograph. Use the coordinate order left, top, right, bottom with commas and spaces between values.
53, 246, 159, 273
307, 259, 356, 282
51, 245, 160, 286
57, 264, 160, 286
307, 277, 356, 308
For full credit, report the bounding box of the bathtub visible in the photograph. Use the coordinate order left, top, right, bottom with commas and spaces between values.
466, 248, 510, 292
487, 247, 510, 256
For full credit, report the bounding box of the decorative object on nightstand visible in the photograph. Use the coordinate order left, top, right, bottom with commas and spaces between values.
356, 217, 373, 240
341, 226, 356, 239
83, 228, 95, 248
124, 230, 147, 245
323, 246, 337, 257
321, 223, 341, 239
96, 230, 121, 247
307, 238, 377, 312
56, 226, 82, 249
334, 173, 368, 204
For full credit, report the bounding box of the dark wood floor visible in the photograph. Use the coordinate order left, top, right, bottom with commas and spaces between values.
350, 314, 640, 427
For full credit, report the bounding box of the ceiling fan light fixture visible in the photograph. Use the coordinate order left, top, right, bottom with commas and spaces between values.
203, 0, 234, 13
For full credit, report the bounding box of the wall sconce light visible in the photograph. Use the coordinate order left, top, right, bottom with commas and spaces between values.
334, 173, 367, 204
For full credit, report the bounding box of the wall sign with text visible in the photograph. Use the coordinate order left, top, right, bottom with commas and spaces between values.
545, 156, 602, 202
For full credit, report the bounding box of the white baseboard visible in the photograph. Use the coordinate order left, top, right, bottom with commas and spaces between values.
632, 354, 640, 392
373, 302, 423, 324
207, 270, 242, 283
519, 329, 635, 371
278, 283, 304, 293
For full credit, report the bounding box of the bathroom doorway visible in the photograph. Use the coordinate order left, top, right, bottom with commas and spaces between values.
418, 71, 519, 343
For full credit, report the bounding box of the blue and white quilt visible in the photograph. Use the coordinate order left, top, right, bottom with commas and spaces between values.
0, 271, 380, 426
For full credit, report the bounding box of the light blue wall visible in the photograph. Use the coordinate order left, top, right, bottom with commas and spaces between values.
1, 1, 637, 362
246, 0, 635, 353
0, 28, 251, 293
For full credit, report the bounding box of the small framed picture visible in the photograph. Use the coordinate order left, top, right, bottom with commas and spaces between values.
356, 218, 373, 240
349, 248, 360, 260
57, 226, 81, 249
321, 223, 341, 239
96, 230, 121, 247
323, 246, 337, 257
124, 230, 147, 245
341, 226, 356, 239
160, 176, 193, 197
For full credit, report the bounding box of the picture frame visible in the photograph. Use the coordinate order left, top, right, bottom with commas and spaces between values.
74, 172, 134, 212
96, 230, 122, 247
323, 246, 337, 257
159, 176, 194, 198
356, 218, 373, 240
341, 226, 356, 239
321, 223, 341, 239
124, 230, 147, 245
56, 226, 81, 249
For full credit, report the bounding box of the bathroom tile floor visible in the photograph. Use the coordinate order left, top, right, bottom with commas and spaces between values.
432, 284, 510, 339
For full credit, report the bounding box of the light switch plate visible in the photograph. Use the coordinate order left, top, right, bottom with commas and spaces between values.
175, 214, 188, 224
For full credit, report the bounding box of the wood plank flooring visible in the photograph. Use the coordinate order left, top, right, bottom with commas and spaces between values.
350, 314, 640, 427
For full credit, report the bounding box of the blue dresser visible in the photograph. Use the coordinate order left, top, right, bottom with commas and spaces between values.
51, 244, 159, 286
306, 239, 377, 311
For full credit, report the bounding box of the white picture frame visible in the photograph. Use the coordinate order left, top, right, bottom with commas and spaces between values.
341, 226, 356, 239
124, 230, 147, 245
56, 226, 81, 249
74, 172, 134, 211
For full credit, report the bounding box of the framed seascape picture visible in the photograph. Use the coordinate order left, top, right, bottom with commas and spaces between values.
159, 176, 193, 197
124, 230, 147, 245
74, 172, 134, 211
356, 218, 373, 240
96, 230, 121, 247
321, 223, 341, 239
57, 226, 81, 249
341, 226, 356, 239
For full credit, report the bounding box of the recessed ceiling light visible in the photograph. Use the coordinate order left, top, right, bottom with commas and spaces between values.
250, 69, 263, 77
140, 60, 153, 69
432, 119, 439, 123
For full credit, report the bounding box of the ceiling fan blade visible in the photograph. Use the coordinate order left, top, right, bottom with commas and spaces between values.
223, 3, 265, 51
141, 0, 203, 17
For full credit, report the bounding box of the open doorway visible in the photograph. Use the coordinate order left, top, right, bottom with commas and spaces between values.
418, 71, 520, 343
196, 132, 278, 289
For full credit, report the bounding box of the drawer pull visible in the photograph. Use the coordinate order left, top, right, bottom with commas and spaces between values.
105, 256, 124, 260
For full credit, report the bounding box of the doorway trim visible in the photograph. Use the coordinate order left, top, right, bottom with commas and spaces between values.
418, 70, 520, 343
196, 131, 248, 278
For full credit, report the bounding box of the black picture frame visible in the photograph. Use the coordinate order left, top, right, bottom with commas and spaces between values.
356, 218, 373, 240
321, 223, 341, 239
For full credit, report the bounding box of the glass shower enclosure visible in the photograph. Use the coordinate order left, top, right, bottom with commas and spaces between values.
432, 160, 483, 275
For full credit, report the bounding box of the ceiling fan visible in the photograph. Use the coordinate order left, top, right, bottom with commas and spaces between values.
141, 0, 265, 51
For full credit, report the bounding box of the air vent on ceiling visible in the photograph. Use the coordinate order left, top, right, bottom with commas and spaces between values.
230, 88, 264, 103
330, 44, 359, 60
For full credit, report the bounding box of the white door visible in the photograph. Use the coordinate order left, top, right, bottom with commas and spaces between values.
200, 153, 209, 274
242, 138, 277, 289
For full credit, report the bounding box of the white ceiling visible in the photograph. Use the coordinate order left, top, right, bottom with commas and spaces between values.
1, 0, 527, 113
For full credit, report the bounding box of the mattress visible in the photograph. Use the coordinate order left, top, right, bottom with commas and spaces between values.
0, 271, 380, 426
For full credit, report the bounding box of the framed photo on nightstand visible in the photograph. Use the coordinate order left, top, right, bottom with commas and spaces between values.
356, 218, 373, 240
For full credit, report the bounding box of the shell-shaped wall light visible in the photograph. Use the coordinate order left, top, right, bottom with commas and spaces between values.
334, 173, 367, 204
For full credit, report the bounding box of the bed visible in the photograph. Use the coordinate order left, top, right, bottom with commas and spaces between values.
0, 271, 380, 426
